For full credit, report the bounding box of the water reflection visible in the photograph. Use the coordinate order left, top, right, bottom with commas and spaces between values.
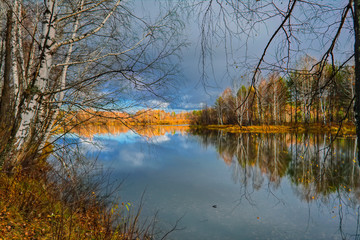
70, 125, 360, 239
72, 124, 189, 139
191, 129, 360, 205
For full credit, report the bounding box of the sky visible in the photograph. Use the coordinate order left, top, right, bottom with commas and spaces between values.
128, 0, 354, 112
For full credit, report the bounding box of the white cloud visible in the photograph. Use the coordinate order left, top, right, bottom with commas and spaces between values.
147, 100, 170, 109
179, 102, 206, 110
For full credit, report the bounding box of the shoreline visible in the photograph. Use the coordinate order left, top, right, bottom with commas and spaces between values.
189, 123, 356, 135
60, 121, 357, 136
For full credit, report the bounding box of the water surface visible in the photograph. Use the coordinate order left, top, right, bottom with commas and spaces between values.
71, 125, 360, 239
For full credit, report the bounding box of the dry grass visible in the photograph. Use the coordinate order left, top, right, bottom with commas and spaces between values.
0, 161, 157, 240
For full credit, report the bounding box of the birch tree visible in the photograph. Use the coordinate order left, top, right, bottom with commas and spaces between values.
0, 0, 184, 168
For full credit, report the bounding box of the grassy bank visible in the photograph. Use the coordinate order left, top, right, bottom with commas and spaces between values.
190, 123, 356, 135
0, 160, 155, 240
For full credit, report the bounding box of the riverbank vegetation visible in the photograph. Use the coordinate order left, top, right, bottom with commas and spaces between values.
190, 57, 356, 135
190, 123, 356, 135
0, 160, 159, 239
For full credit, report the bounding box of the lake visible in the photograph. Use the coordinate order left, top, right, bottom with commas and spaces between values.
67, 125, 360, 239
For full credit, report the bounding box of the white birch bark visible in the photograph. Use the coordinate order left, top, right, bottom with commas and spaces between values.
239, 95, 243, 125
246, 95, 249, 124
15, 1, 26, 117
25, 8, 41, 89
39, 0, 85, 151
12, 0, 20, 116
320, 93, 327, 124
273, 81, 277, 124
16, 0, 57, 150
17, 2, 25, 83
219, 106, 223, 125
257, 94, 261, 124
235, 95, 240, 124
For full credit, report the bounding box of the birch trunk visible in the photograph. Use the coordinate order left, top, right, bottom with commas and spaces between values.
15, 0, 57, 159
320, 96, 327, 125
219, 106, 223, 125
12, 1, 20, 116
257, 94, 261, 124
246, 94, 249, 124
39, 0, 84, 151
236, 95, 241, 125
273, 82, 277, 125
15, 1, 25, 117
239, 95, 243, 126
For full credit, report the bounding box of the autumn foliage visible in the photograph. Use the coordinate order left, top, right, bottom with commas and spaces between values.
191, 61, 355, 128
66, 109, 191, 126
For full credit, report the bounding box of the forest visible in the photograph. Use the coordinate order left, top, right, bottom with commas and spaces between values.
191, 56, 355, 127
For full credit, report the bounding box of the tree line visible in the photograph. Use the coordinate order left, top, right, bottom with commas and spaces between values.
68, 109, 190, 126
191, 56, 355, 126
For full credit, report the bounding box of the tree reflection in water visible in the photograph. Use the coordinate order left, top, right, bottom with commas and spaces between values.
70, 124, 360, 238
191, 129, 360, 238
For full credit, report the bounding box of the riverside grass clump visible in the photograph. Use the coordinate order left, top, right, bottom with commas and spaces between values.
0, 160, 156, 240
